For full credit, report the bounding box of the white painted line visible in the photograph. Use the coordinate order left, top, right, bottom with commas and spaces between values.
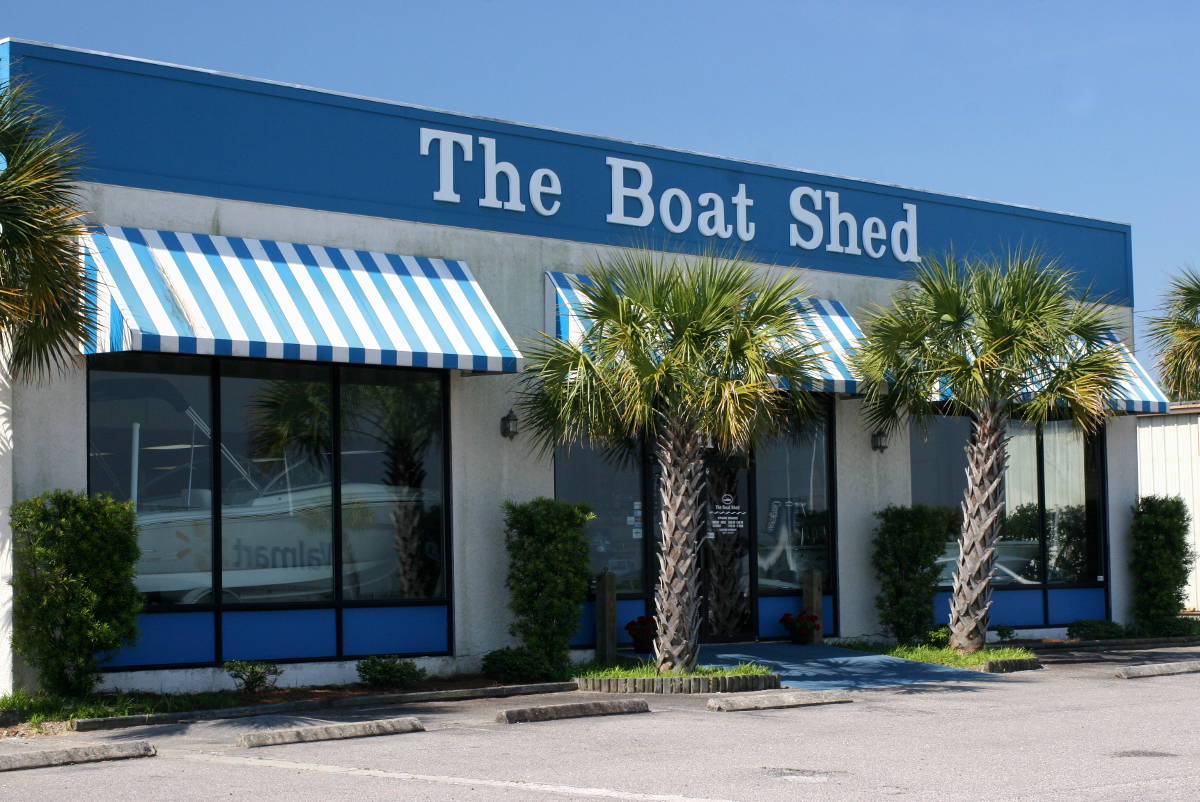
168, 751, 743, 802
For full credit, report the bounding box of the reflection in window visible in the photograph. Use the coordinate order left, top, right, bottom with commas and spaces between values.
1043, 420, 1092, 583
88, 357, 213, 606
912, 416, 1102, 588
996, 423, 1043, 586
340, 368, 445, 600
220, 361, 334, 603
755, 416, 832, 593
555, 445, 644, 593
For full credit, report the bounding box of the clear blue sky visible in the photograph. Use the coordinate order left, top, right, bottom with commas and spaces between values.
6, 1, 1197, 362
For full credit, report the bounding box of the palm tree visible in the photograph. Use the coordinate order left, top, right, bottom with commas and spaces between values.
519, 251, 822, 672
1148, 268, 1200, 400
854, 253, 1126, 652
0, 80, 93, 377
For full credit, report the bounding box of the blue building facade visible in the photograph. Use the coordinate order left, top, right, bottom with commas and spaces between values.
0, 40, 1164, 690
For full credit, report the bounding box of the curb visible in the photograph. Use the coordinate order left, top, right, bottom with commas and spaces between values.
706, 690, 853, 712
496, 699, 650, 724
573, 674, 781, 694
236, 716, 424, 748
0, 741, 155, 772
1115, 660, 1200, 679
973, 658, 1042, 674
74, 681, 576, 732
1029, 636, 1200, 652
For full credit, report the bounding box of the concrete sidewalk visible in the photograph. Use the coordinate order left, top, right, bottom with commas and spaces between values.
697, 641, 989, 689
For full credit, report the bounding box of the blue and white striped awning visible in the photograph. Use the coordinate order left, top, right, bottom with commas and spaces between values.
929, 330, 1168, 414
84, 226, 522, 372
546, 271, 865, 394
1107, 332, 1170, 414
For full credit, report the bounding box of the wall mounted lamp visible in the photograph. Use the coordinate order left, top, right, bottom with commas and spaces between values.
501, 408, 520, 439
870, 430, 888, 453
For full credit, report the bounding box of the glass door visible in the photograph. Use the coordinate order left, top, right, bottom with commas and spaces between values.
701, 453, 753, 641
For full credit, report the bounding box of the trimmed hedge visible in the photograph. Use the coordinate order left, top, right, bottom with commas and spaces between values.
483, 498, 593, 682
871, 505, 953, 644
10, 491, 142, 695
1129, 496, 1193, 633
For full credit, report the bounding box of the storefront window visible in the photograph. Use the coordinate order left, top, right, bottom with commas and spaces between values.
340, 367, 446, 600
554, 444, 644, 593
912, 415, 1103, 587
755, 415, 832, 593
88, 356, 214, 606
219, 361, 335, 603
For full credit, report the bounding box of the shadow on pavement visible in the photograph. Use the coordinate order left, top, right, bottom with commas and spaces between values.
697, 642, 997, 691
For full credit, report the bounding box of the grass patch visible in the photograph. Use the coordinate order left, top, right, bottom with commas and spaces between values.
574, 659, 774, 679
0, 689, 244, 726
829, 640, 1036, 668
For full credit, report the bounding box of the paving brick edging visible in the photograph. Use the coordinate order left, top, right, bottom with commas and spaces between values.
72, 681, 576, 732
573, 674, 781, 693
971, 658, 1042, 674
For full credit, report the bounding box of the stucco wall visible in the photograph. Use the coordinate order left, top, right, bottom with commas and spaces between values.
834, 398, 912, 638
1106, 415, 1140, 624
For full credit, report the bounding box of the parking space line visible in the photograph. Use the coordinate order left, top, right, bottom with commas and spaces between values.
163, 750, 744, 802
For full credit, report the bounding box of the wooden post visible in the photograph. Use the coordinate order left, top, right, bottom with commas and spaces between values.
596, 571, 618, 663
804, 569, 824, 645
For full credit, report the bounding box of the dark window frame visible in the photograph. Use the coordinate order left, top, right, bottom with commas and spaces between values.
86, 352, 454, 670
552, 398, 839, 633
924, 418, 1109, 593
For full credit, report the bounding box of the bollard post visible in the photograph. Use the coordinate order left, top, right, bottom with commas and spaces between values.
804, 569, 824, 644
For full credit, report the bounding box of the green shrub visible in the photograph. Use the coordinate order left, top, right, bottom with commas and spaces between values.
1124, 617, 1200, 638
356, 656, 427, 688
10, 491, 142, 696
922, 625, 951, 647
481, 646, 556, 684
870, 505, 952, 644
500, 498, 593, 679
1129, 496, 1194, 633
1066, 619, 1126, 640
224, 660, 282, 693
994, 625, 1016, 642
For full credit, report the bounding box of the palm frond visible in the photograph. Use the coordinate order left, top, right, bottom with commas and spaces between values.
0, 78, 94, 378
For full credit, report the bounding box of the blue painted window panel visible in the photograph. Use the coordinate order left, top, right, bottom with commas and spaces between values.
1048, 588, 1106, 625
569, 601, 597, 647
935, 590, 1046, 628
103, 612, 215, 667
222, 609, 336, 660
343, 606, 449, 656
569, 599, 648, 647
758, 594, 836, 638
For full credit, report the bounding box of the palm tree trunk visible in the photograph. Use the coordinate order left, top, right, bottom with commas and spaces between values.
653, 421, 706, 673
949, 406, 1007, 652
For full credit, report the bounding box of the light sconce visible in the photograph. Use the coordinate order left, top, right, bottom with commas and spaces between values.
870, 430, 888, 453
500, 408, 520, 440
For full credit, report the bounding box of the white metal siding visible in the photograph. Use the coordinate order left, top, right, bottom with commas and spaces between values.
1136, 414, 1200, 610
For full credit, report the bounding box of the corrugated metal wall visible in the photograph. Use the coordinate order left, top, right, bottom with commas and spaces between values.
1136, 413, 1200, 611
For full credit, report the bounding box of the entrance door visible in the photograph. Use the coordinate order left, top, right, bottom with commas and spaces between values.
700, 454, 754, 641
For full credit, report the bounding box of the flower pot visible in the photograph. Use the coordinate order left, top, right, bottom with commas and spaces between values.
789, 630, 815, 645
631, 633, 654, 654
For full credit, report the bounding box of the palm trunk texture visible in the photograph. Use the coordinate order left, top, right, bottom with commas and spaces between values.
653, 423, 706, 673
949, 407, 1007, 652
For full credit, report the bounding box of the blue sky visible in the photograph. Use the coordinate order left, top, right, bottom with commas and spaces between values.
5, 1, 1197, 361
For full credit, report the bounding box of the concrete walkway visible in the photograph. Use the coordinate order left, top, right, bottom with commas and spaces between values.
697, 641, 988, 689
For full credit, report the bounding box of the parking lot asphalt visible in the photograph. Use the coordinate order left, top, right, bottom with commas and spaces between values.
2, 644, 1198, 801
